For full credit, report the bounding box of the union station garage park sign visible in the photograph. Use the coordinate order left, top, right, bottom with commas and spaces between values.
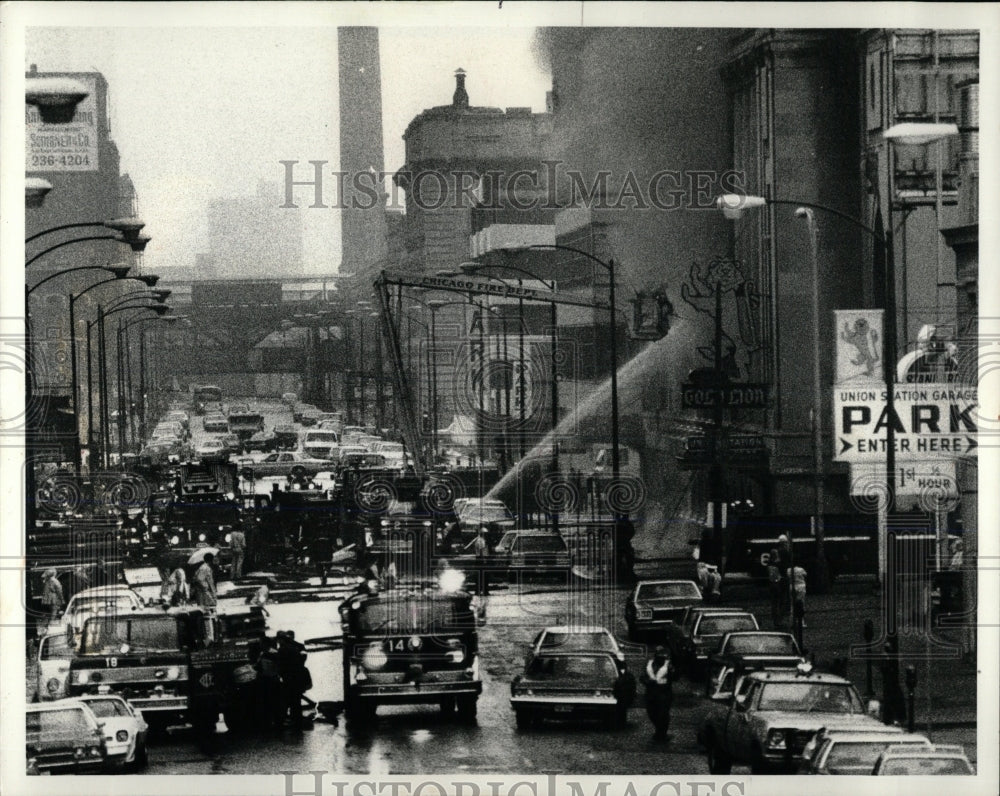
833, 383, 978, 462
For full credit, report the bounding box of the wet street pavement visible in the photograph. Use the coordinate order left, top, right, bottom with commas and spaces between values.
131, 580, 975, 775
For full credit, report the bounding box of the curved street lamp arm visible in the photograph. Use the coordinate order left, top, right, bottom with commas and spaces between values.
104, 289, 158, 313
768, 198, 881, 240
25, 234, 125, 268
99, 303, 163, 322
27, 264, 118, 296
26, 221, 109, 244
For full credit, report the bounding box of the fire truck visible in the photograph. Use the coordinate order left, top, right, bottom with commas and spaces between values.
67, 605, 265, 733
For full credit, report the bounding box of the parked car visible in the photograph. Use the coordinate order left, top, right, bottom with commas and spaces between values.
202, 414, 229, 434
164, 410, 189, 429
674, 610, 760, 676
624, 579, 703, 640
226, 402, 250, 415
245, 451, 332, 478
527, 625, 627, 674
35, 632, 74, 701
872, 743, 974, 775
25, 700, 107, 774
802, 730, 931, 775
705, 631, 805, 692
76, 694, 149, 771
281, 392, 298, 406
195, 438, 229, 464
511, 652, 636, 729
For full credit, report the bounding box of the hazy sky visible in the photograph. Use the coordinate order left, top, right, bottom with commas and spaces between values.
26, 25, 551, 275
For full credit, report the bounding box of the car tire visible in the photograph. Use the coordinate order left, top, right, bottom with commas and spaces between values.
456, 695, 477, 723
750, 745, 769, 775
439, 697, 456, 715
626, 621, 637, 642
133, 742, 148, 771
612, 704, 628, 730
707, 742, 732, 775
514, 708, 532, 731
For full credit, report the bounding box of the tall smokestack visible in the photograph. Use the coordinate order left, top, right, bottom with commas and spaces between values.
453, 68, 469, 109
956, 78, 978, 224
338, 27, 388, 288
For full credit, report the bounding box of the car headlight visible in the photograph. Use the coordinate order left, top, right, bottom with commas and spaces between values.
46, 677, 61, 693
74, 747, 85, 759
446, 650, 464, 663
167, 665, 181, 680
198, 533, 206, 542
225, 533, 232, 543
151, 524, 159, 534
76, 670, 89, 685
766, 729, 787, 750
116, 730, 129, 742
361, 646, 388, 670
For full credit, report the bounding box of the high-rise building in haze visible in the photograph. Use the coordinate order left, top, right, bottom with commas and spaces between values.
197, 180, 303, 279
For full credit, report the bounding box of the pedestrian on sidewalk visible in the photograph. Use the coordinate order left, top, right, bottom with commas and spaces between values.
788, 563, 807, 648
775, 535, 792, 610
643, 645, 675, 743
230, 525, 247, 580
880, 638, 907, 726
40, 568, 64, 623
767, 549, 783, 627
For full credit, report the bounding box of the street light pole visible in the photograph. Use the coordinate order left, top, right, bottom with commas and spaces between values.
796, 207, 830, 593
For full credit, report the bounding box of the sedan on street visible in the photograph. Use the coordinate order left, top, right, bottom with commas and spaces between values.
624, 579, 703, 640
75, 694, 149, 771
243, 451, 332, 478
510, 651, 636, 730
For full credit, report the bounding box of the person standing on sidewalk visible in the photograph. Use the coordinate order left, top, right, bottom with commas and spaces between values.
788, 564, 807, 650
229, 525, 247, 581
880, 638, 907, 726
192, 553, 218, 610
767, 549, 783, 627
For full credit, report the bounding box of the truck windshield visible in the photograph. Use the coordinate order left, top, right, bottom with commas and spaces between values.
356, 598, 470, 634
81, 615, 181, 653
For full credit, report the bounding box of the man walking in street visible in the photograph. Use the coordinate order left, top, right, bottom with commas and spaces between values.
229, 525, 247, 581
276, 630, 310, 731
643, 645, 675, 743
